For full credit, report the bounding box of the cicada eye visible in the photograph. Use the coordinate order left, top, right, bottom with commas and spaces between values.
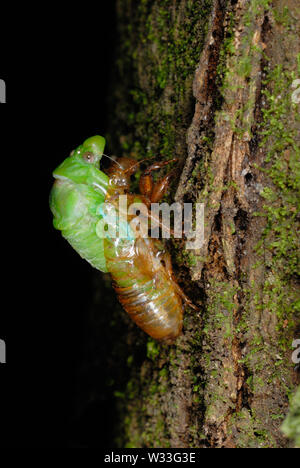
83, 151, 95, 163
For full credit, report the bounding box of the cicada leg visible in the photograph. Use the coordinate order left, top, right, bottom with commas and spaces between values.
139, 159, 178, 203
157, 246, 198, 310
137, 158, 179, 236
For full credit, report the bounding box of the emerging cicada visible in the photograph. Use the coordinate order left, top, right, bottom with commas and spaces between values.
50, 136, 195, 343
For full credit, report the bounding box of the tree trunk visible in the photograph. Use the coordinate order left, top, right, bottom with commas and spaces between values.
78, 0, 300, 448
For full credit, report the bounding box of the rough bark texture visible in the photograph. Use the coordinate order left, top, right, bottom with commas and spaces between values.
77, 0, 299, 448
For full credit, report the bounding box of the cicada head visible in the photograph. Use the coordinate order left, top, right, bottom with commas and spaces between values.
52, 135, 109, 196
78, 135, 106, 165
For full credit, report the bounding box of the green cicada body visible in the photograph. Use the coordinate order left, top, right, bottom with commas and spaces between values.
50, 136, 110, 272
50, 136, 194, 342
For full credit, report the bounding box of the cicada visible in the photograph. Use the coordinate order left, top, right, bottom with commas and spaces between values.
50, 136, 194, 343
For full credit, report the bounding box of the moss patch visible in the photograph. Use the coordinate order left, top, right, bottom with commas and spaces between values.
255, 63, 300, 342
281, 386, 300, 447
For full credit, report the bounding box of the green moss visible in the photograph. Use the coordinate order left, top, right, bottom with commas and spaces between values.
179, 250, 197, 267
204, 280, 239, 339
273, 5, 292, 28
217, 0, 273, 138
216, 11, 235, 93
281, 386, 300, 447
114, 390, 126, 399
112, 0, 214, 168
147, 338, 160, 361
200, 281, 242, 426
254, 63, 300, 343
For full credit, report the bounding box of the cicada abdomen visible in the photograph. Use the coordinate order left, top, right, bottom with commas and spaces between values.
104, 235, 184, 343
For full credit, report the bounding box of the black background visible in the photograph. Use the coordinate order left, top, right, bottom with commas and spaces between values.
0, 3, 117, 447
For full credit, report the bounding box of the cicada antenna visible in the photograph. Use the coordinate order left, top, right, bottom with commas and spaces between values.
123, 157, 157, 174
102, 153, 124, 169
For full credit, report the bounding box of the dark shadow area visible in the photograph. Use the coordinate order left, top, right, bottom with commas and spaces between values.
0, 2, 119, 447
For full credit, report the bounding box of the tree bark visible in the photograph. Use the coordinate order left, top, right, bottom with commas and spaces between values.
79, 0, 300, 448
